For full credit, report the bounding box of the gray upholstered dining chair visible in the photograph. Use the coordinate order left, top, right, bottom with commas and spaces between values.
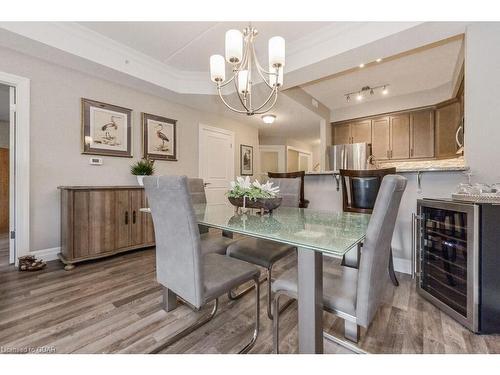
271, 175, 407, 353
187, 178, 237, 255
226, 177, 301, 320
143, 175, 261, 354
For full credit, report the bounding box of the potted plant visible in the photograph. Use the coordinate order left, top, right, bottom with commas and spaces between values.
227, 176, 281, 214
130, 158, 155, 186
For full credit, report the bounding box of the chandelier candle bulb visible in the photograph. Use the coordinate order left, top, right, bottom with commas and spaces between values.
209, 25, 284, 115
225, 29, 243, 64
238, 70, 250, 94
269, 36, 285, 68
210, 54, 225, 83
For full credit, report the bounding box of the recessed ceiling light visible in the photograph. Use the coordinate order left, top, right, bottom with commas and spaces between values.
262, 114, 276, 124
356, 93, 363, 101
382, 85, 388, 95
359, 63, 365, 68
376, 58, 382, 63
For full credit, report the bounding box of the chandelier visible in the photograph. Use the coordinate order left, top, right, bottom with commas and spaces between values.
345, 84, 389, 102
209, 25, 285, 116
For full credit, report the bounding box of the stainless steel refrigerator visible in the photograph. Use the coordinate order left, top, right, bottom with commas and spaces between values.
328, 143, 372, 172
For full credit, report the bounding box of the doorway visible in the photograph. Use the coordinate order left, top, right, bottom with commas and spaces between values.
198, 124, 235, 205
0, 84, 12, 266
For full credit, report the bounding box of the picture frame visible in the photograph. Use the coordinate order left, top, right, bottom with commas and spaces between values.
81, 98, 132, 157
142, 112, 177, 161
240, 144, 254, 176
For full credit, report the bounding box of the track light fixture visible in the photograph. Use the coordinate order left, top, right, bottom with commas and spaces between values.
345, 84, 390, 103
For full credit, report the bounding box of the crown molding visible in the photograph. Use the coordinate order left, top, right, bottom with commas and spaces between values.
0, 21, 216, 95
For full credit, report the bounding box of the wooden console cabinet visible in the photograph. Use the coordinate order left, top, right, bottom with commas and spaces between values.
58, 186, 155, 270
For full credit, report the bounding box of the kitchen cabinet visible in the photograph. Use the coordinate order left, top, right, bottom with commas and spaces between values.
351, 120, 372, 144
59, 186, 155, 270
371, 117, 390, 160
333, 120, 372, 145
410, 109, 435, 159
390, 114, 410, 159
333, 123, 351, 145
371, 115, 410, 160
435, 100, 460, 158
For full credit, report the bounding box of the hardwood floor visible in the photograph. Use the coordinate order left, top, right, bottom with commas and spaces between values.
0, 233, 9, 267
0, 237, 499, 354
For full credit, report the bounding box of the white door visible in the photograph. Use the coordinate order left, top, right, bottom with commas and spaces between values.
298, 152, 311, 172
199, 124, 235, 205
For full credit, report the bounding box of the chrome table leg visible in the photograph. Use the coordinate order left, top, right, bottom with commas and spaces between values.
297, 247, 323, 354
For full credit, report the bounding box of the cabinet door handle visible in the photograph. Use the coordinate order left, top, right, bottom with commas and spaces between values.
125, 211, 129, 225
386, 150, 390, 159
133, 210, 136, 224
410, 148, 414, 157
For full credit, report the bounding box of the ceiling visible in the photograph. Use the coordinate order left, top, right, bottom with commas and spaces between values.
79, 22, 333, 72
301, 38, 463, 110
0, 22, 468, 145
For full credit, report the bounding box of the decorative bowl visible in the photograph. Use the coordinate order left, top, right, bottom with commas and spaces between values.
228, 196, 282, 214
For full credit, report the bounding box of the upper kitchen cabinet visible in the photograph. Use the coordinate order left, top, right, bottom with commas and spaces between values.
351, 120, 372, 144
410, 109, 435, 159
371, 117, 390, 160
370, 114, 410, 160
333, 122, 351, 145
332, 120, 372, 145
435, 99, 461, 158
390, 114, 410, 159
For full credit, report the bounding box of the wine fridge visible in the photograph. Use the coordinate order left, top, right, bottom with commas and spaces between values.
415, 198, 500, 333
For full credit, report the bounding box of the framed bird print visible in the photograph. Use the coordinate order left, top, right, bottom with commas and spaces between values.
81, 98, 132, 157
142, 112, 177, 161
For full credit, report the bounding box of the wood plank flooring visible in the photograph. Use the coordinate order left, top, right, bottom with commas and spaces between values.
0, 235, 499, 354
0, 233, 9, 267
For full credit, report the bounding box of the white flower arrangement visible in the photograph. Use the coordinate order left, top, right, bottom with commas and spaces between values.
228, 176, 280, 200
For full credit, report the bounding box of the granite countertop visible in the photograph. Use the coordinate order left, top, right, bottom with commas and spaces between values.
305, 157, 468, 175
380, 157, 468, 173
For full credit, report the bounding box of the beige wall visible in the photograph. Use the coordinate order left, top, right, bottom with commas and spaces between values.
0, 46, 259, 252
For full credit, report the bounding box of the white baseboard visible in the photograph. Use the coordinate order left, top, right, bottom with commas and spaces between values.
393, 257, 411, 275
31, 247, 60, 261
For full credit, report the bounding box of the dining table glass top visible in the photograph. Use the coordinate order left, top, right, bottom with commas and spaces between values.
193, 204, 370, 257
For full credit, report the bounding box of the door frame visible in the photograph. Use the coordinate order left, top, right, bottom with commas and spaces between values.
198, 122, 235, 189
259, 145, 286, 173
0, 71, 30, 264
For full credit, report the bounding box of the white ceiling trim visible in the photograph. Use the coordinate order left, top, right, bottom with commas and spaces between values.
0, 21, 431, 97
0, 21, 215, 95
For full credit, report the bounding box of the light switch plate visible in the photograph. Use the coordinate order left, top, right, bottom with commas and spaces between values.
89, 157, 103, 165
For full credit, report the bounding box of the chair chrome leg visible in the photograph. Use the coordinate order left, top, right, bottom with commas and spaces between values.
344, 320, 360, 343
389, 247, 399, 286
228, 274, 267, 301
238, 278, 260, 354
267, 267, 294, 320
150, 298, 219, 354
323, 331, 367, 354
273, 293, 281, 354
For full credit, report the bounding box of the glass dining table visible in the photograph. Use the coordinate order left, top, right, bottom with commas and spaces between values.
142, 203, 370, 354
